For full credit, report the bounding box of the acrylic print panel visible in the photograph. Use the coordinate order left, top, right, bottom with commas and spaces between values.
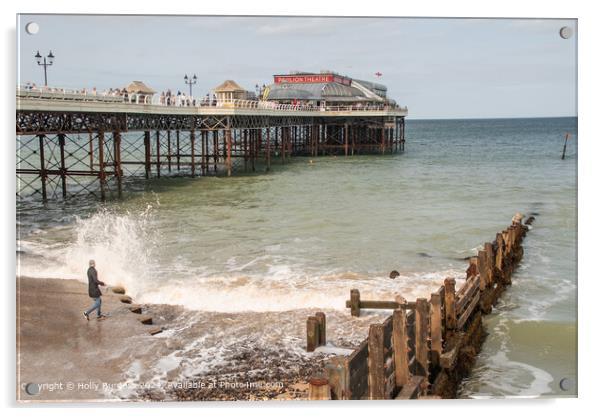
16, 14, 577, 402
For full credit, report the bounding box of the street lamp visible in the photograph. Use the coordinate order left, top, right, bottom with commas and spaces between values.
35, 50, 54, 86
184, 74, 197, 96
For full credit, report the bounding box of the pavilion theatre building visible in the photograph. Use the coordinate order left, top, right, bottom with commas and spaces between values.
262, 71, 396, 108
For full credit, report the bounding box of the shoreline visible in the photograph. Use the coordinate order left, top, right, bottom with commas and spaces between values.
16, 276, 372, 402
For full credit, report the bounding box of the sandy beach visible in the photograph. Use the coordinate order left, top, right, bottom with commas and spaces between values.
17, 276, 381, 402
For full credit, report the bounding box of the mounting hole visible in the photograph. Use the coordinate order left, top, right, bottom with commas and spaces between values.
559, 377, 575, 391
559, 26, 573, 39
25, 22, 39, 35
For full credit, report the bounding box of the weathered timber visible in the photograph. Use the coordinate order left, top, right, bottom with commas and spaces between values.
308, 377, 331, 400
444, 278, 457, 337
395, 376, 425, 400
315, 312, 326, 346
457, 290, 480, 329
345, 299, 416, 311
368, 323, 386, 399
440, 331, 465, 369
350, 289, 360, 317
392, 309, 410, 388
306, 316, 319, 352
429, 292, 443, 370
414, 298, 429, 378
456, 276, 480, 314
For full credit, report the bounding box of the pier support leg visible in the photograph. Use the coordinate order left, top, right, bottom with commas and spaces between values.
190, 130, 196, 177
176, 130, 181, 171
98, 131, 107, 201
144, 131, 151, 179
58, 133, 67, 199
37, 134, 47, 202
155, 131, 161, 178
167, 130, 172, 173
344, 123, 349, 156
266, 127, 271, 172
113, 131, 123, 197
213, 130, 218, 173
226, 128, 232, 177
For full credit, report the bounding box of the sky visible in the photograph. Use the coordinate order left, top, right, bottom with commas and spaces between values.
17, 15, 577, 119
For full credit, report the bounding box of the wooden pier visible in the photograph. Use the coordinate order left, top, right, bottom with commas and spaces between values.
308, 215, 534, 400
16, 91, 407, 201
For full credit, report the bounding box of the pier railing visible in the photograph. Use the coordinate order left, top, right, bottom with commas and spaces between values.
309, 216, 535, 400
16, 86, 407, 114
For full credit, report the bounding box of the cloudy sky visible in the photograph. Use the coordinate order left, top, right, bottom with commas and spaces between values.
17, 15, 577, 119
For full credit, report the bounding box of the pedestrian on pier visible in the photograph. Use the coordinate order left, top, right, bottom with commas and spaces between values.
83, 260, 107, 321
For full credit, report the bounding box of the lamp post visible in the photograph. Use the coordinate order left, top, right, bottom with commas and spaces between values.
35, 50, 55, 86
184, 74, 197, 96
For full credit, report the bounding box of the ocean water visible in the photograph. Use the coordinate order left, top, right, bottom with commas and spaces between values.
16, 117, 577, 398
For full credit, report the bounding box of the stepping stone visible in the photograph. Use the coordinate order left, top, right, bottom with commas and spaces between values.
120, 295, 132, 304
149, 327, 163, 336
129, 304, 142, 314
111, 286, 126, 294
138, 315, 153, 325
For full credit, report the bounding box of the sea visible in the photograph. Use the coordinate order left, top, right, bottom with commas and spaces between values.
16, 117, 577, 398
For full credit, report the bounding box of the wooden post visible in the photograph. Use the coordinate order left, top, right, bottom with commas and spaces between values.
429, 292, 442, 369
561, 132, 569, 160
484, 242, 494, 286
368, 323, 385, 399
414, 298, 429, 377
350, 289, 360, 317
495, 233, 505, 282
392, 308, 410, 388
477, 250, 487, 291
444, 278, 457, 337
308, 377, 331, 400
307, 317, 319, 352
326, 356, 350, 400
467, 257, 478, 278
315, 312, 326, 346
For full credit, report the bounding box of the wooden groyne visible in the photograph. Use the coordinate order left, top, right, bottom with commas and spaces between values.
308, 214, 534, 400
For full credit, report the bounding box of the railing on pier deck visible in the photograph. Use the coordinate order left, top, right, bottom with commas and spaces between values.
16, 86, 408, 115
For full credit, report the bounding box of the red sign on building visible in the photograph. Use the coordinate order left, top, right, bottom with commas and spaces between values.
274, 74, 352, 86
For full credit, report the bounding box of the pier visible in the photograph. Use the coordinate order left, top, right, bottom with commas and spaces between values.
16, 85, 407, 201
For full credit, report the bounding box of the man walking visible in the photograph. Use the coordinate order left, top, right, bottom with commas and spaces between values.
83, 260, 107, 321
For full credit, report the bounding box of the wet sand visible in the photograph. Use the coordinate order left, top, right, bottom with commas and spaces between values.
17, 276, 381, 402
17, 277, 167, 401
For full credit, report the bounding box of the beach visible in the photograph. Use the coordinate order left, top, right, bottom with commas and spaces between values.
17, 276, 389, 401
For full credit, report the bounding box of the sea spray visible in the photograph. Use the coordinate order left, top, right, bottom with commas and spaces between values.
18, 204, 160, 299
